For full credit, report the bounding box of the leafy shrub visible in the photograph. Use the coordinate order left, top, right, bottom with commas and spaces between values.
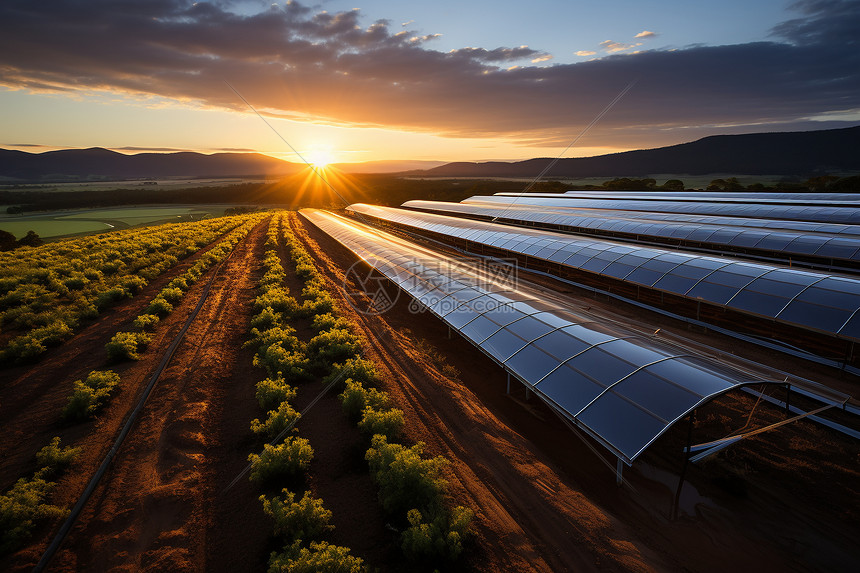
1, 335, 46, 363
62, 370, 122, 421
253, 345, 311, 382
306, 329, 361, 367
325, 358, 378, 389
121, 275, 147, 294
256, 375, 298, 411
310, 313, 352, 332
251, 401, 301, 438
132, 313, 160, 331
254, 288, 301, 315
365, 434, 449, 517
260, 490, 333, 541
268, 540, 366, 573
35, 437, 81, 475
339, 379, 391, 421
247, 326, 302, 354
358, 407, 404, 441
63, 275, 88, 291
251, 307, 283, 331
31, 320, 73, 346
401, 506, 474, 562
106, 331, 150, 361
248, 437, 314, 484
95, 286, 129, 310
146, 295, 173, 317
159, 286, 184, 304
0, 473, 67, 555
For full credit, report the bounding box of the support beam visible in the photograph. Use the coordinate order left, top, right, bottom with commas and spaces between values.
616, 457, 624, 487
506, 372, 511, 394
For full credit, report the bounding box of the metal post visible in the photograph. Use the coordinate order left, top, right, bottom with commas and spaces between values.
785, 384, 791, 418
525, 387, 531, 400
506, 372, 511, 394
447, 326, 452, 339
672, 410, 695, 520
616, 457, 623, 487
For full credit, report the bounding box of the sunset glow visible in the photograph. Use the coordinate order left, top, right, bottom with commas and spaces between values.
0, 0, 857, 166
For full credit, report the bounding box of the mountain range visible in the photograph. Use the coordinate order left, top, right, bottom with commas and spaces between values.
2, 126, 858, 182
409, 126, 860, 178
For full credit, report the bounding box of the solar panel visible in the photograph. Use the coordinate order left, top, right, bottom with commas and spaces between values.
401, 200, 860, 265
463, 195, 860, 225
348, 204, 860, 341
301, 208, 774, 463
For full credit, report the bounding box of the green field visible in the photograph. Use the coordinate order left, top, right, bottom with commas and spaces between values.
0, 205, 228, 239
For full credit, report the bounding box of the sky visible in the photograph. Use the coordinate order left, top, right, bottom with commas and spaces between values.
1, 0, 859, 164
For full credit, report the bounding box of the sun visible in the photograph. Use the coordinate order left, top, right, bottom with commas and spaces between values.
305, 147, 335, 169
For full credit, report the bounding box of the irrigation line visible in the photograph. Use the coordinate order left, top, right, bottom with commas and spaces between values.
33, 227, 249, 573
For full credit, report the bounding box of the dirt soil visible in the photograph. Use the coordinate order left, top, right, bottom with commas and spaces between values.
2, 210, 858, 572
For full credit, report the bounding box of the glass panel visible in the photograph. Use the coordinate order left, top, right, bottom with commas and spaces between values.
611, 369, 700, 421
530, 328, 592, 360
482, 328, 529, 361
598, 338, 673, 365
446, 306, 479, 328
686, 281, 739, 304
777, 299, 853, 331
506, 345, 559, 382
534, 363, 606, 414
729, 290, 790, 317
647, 358, 737, 396
460, 314, 505, 341
577, 392, 666, 459
570, 347, 638, 385
506, 316, 556, 341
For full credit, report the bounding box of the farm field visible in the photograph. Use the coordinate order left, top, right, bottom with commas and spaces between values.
0, 205, 232, 239
1, 208, 858, 573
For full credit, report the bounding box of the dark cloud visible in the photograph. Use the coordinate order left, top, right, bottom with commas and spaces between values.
1, 0, 858, 148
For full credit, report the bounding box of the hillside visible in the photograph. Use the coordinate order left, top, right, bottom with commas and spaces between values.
0, 148, 304, 181
410, 126, 860, 178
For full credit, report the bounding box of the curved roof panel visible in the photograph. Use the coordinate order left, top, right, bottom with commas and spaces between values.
466, 195, 860, 225
302, 208, 772, 463
402, 200, 860, 265
349, 204, 860, 341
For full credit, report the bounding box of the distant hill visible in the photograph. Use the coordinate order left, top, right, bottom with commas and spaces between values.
409, 126, 860, 178
334, 159, 447, 173
0, 148, 304, 181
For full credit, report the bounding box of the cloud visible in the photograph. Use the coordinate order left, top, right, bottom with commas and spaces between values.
531, 54, 554, 63
0, 0, 858, 149
635, 30, 656, 39
575, 50, 597, 56
600, 40, 643, 53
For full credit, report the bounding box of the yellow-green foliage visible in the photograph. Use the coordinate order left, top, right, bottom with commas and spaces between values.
365, 434, 449, 517
401, 506, 474, 562
62, 370, 122, 420
251, 401, 301, 438
0, 472, 67, 555
248, 437, 314, 484
105, 331, 151, 361
260, 490, 333, 541
358, 406, 405, 441
268, 540, 366, 573
35, 437, 81, 475
256, 374, 298, 411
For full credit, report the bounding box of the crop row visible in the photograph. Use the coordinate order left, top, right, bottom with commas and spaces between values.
0, 215, 253, 364
280, 212, 474, 564
0, 438, 80, 556
1, 215, 264, 561
105, 214, 264, 361
246, 213, 366, 572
